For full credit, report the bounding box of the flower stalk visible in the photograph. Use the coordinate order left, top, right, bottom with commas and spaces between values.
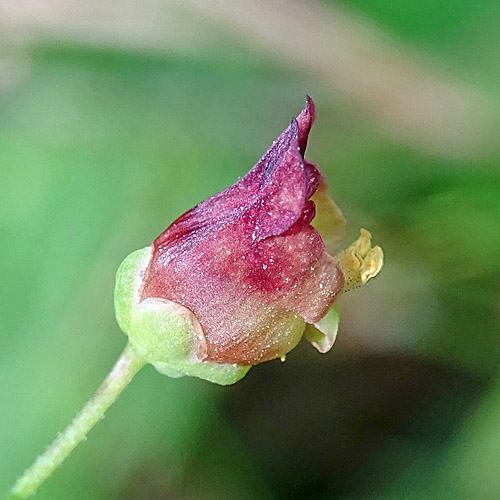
6, 343, 146, 499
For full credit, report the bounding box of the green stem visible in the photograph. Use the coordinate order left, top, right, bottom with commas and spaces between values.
7, 342, 146, 499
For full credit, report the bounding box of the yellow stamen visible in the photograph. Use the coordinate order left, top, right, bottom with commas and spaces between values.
335, 229, 383, 292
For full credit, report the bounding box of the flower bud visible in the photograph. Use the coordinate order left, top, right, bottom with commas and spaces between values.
114, 97, 383, 384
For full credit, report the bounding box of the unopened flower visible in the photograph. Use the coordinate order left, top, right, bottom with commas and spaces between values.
5, 98, 385, 500
114, 97, 383, 385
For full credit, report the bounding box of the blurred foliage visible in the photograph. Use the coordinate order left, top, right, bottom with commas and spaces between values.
337, 0, 486, 42
1, 1, 499, 499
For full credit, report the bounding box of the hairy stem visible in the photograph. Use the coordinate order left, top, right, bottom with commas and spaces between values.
7, 342, 146, 499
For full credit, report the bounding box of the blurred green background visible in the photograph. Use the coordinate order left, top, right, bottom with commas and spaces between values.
1, 1, 499, 499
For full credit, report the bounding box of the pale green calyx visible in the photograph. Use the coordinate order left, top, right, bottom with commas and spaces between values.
304, 303, 340, 353
114, 246, 250, 385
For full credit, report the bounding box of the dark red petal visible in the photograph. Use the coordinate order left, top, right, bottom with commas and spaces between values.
296, 95, 315, 155
154, 98, 316, 254
304, 160, 321, 199
247, 118, 307, 240
143, 212, 344, 364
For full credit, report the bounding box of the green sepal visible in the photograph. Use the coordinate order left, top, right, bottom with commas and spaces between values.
114, 247, 150, 335
304, 302, 340, 353
153, 360, 250, 386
